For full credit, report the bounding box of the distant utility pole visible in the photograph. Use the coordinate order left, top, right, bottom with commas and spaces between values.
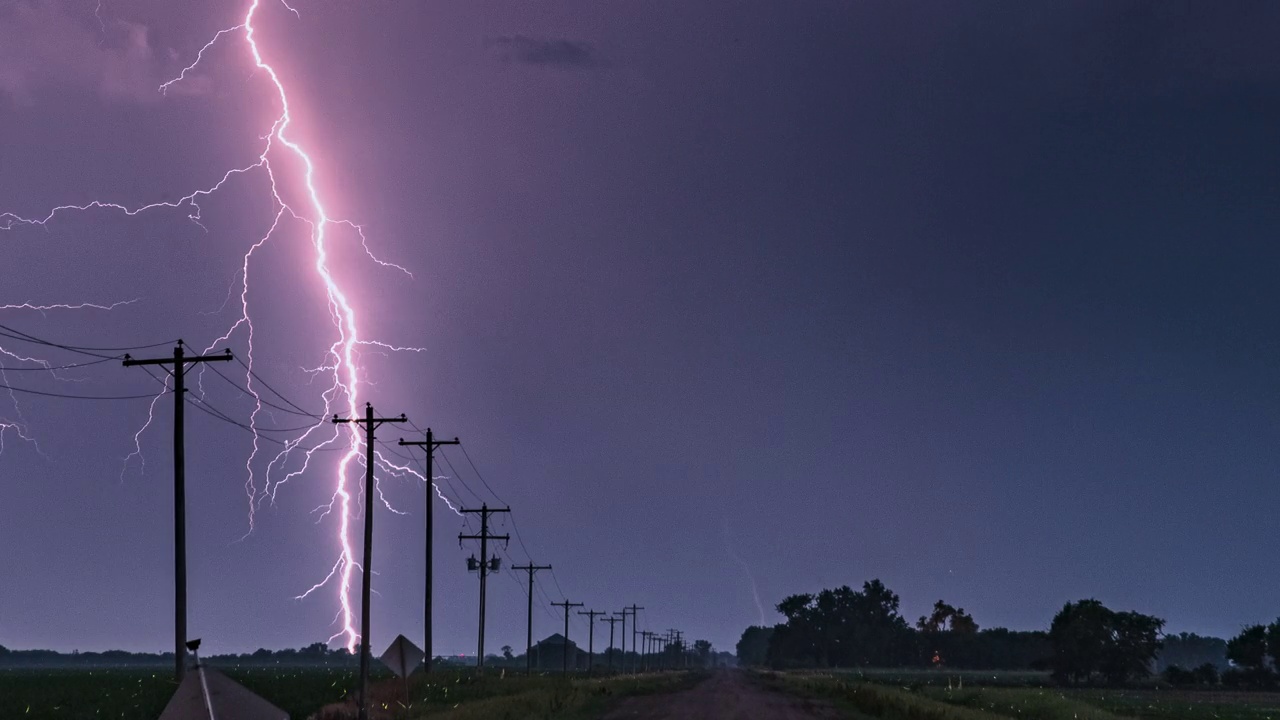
512, 562, 551, 675
551, 600, 584, 673
673, 630, 685, 668
334, 403, 408, 720
122, 340, 232, 683
615, 611, 628, 672
600, 615, 622, 672
459, 503, 509, 669
397, 428, 459, 673
667, 629, 679, 671
578, 609, 605, 673
623, 605, 644, 673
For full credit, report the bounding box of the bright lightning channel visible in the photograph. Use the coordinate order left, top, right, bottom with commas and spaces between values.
0, 0, 462, 652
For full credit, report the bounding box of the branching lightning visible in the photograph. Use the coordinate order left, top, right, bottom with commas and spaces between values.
0, 0, 462, 652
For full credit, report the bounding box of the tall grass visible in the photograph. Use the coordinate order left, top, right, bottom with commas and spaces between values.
918, 686, 1124, 720
759, 672, 1007, 720
309, 670, 704, 719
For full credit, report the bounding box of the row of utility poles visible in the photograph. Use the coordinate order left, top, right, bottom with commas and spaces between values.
129, 341, 688, 720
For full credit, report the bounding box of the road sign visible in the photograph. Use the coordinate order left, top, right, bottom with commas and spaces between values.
378, 634, 425, 678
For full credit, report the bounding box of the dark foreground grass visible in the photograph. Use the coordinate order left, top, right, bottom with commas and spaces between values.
0, 666, 700, 720
0, 665, 382, 719
387, 671, 704, 720
762, 671, 1280, 720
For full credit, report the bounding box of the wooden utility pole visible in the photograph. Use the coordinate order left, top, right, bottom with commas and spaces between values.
578, 609, 605, 673
459, 504, 509, 668
551, 600, 584, 673
623, 605, 644, 673
600, 615, 622, 672
122, 341, 232, 683
334, 403, 408, 720
397, 428, 458, 673
512, 563, 552, 675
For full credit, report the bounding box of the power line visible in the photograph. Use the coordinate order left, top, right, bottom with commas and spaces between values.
203, 363, 325, 420
0, 356, 116, 372
233, 356, 322, 417
459, 442, 509, 505
436, 448, 485, 505
0, 379, 163, 401
0, 322, 176, 357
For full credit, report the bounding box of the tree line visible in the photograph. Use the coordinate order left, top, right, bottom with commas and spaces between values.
736, 578, 1280, 686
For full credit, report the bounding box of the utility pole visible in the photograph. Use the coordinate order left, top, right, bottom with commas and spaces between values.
551, 600, 584, 673
397, 428, 458, 673
578, 609, 604, 673
673, 630, 685, 668
122, 341, 232, 683
512, 562, 551, 675
642, 631, 656, 672
459, 503, 509, 669
667, 629, 679, 671
334, 403, 408, 720
624, 605, 643, 673
600, 615, 622, 672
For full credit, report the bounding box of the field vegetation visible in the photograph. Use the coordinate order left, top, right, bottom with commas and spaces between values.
0, 665, 701, 720
759, 670, 1280, 720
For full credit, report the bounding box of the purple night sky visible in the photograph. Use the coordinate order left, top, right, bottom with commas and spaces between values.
2, 1, 1280, 657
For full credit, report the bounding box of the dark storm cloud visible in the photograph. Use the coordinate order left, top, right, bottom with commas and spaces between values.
485, 35, 598, 68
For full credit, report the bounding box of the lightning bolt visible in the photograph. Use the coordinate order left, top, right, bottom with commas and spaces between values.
0, 0, 463, 652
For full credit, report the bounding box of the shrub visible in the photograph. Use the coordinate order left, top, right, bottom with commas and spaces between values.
1162, 665, 1195, 686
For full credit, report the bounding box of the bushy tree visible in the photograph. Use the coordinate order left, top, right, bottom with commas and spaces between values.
735, 626, 773, 667
1049, 599, 1163, 685
1227, 625, 1268, 670
1101, 611, 1164, 685
766, 579, 914, 668
693, 640, 713, 666
918, 600, 980, 666
1225, 624, 1276, 687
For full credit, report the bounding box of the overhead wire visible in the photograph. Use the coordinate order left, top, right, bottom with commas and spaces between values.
0, 322, 176, 358
0, 379, 163, 401
0, 356, 116, 372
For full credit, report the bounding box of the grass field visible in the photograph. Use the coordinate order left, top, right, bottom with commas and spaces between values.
760, 671, 1280, 720
0, 665, 701, 720
0, 665, 381, 719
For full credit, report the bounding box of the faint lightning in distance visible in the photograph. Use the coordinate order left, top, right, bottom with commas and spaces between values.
0, 0, 462, 652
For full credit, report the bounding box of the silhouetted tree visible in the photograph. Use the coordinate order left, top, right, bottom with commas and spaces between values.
736, 626, 773, 667
1227, 625, 1268, 670
1100, 611, 1163, 685
1224, 624, 1275, 687
918, 600, 980, 666
1049, 599, 1162, 684
693, 640, 713, 666
767, 579, 914, 668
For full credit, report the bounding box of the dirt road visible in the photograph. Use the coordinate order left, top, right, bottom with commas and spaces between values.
600, 670, 842, 720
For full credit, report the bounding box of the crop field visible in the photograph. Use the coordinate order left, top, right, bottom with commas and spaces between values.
759, 671, 1280, 720
0, 665, 379, 719
0, 665, 700, 720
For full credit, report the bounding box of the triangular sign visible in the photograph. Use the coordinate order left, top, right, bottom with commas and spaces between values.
378, 634, 424, 678
159, 666, 290, 720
